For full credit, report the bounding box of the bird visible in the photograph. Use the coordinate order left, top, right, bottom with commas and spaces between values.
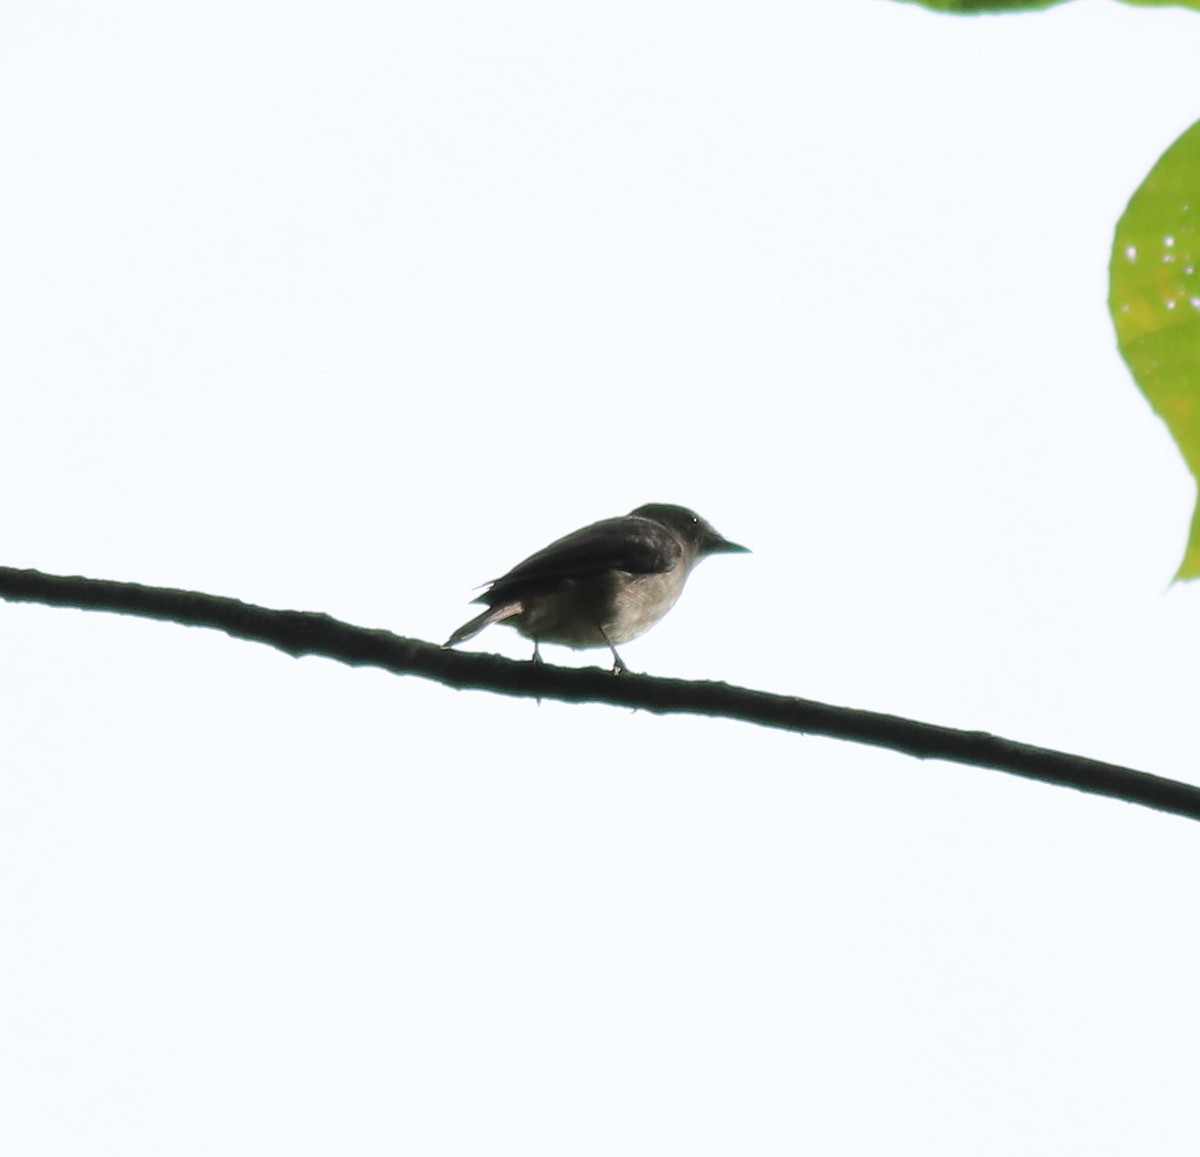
444, 503, 748, 672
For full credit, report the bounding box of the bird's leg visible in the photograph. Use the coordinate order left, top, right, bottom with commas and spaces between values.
530, 638, 545, 707
601, 629, 627, 675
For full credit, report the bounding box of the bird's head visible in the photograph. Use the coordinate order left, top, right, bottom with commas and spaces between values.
628, 503, 749, 559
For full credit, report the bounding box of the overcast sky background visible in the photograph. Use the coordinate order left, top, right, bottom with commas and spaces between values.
3, 1, 1200, 1153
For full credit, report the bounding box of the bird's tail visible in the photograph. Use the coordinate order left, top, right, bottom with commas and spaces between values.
444, 602, 522, 648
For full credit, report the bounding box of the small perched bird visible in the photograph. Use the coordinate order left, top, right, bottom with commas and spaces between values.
445, 503, 748, 672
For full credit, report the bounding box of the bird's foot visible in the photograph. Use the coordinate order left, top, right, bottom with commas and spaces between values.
600, 629, 628, 674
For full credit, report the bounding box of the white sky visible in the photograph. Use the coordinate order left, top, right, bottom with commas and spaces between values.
3, 1, 1200, 1153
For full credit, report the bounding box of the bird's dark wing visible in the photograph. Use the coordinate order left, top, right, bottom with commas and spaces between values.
479, 515, 681, 603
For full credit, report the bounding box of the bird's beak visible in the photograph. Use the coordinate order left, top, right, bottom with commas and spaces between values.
710, 537, 750, 554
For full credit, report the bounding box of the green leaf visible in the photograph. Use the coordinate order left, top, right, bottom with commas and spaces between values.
891, 0, 1075, 11
1110, 120, 1200, 580
1118, 0, 1200, 9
